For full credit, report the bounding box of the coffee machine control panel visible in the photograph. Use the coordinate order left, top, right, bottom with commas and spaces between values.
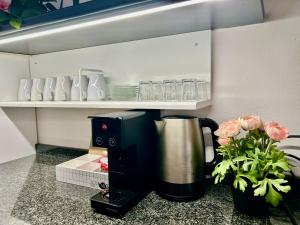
91, 118, 121, 150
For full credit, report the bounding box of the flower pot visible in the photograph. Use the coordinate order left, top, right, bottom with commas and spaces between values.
231, 185, 269, 216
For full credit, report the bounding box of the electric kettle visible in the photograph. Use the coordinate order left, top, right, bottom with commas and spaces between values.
155, 116, 219, 201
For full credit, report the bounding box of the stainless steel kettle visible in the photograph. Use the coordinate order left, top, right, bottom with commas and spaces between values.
155, 116, 219, 201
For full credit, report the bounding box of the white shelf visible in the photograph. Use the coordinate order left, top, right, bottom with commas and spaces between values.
0, 100, 211, 110
0, 0, 264, 55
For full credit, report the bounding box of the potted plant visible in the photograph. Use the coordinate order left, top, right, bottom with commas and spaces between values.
212, 115, 291, 216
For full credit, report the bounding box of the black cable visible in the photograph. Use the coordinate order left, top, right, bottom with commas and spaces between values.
288, 135, 300, 139
286, 154, 300, 163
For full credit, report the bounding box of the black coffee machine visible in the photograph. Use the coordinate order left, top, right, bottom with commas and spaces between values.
89, 111, 157, 217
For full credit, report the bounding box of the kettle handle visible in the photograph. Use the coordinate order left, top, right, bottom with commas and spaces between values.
199, 118, 220, 174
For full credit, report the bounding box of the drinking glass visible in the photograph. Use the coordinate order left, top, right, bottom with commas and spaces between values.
182, 79, 197, 101
138, 81, 152, 101
196, 80, 208, 100
176, 80, 183, 101
151, 81, 164, 101
163, 80, 177, 101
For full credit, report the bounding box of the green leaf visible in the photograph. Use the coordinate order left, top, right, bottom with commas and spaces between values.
242, 161, 252, 171
250, 159, 259, 171
0, 11, 10, 23
246, 150, 255, 158
263, 161, 272, 170
233, 176, 247, 192
269, 171, 286, 179
265, 181, 283, 207
271, 179, 291, 193
9, 18, 22, 29
239, 174, 257, 184
214, 175, 219, 184
213, 160, 231, 176
272, 160, 290, 171
246, 143, 254, 148
253, 179, 267, 196
255, 147, 261, 155
233, 156, 248, 162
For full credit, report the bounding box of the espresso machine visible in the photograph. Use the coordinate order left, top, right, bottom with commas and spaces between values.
89, 111, 157, 217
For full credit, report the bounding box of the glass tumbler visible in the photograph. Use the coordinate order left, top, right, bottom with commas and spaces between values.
196, 80, 208, 100
138, 81, 152, 101
163, 80, 177, 101
151, 81, 164, 101
176, 80, 183, 101
182, 79, 197, 101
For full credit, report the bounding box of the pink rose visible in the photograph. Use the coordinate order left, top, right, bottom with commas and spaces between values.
264, 122, 289, 141
218, 137, 230, 146
239, 115, 262, 131
0, 0, 11, 11
214, 119, 241, 138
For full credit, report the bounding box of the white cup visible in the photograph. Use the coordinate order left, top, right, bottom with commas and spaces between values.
71, 75, 89, 101
54, 76, 72, 101
18, 78, 32, 101
43, 77, 56, 101
31, 78, 45, 101
87, 74, 107, 101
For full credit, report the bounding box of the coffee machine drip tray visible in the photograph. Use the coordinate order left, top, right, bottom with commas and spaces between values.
91, 188, 146, 217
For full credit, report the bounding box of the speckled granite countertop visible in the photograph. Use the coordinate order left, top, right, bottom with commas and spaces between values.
0, 147, 297, 225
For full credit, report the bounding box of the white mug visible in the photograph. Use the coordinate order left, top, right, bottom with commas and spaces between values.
31, 78, 45, 101
18, 78, 32, 101
54, 76, 72, 101
43, 77, 56, 101
87, 74, 107, 101
71, 75, 89, 101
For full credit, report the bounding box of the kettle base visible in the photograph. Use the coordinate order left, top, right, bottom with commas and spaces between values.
156, 181, 205, 202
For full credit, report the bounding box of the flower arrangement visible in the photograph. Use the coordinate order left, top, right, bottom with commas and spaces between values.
212, 115, 291, 207
0, 0, 56, 29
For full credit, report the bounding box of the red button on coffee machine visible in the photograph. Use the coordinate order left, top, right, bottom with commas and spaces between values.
101, 123, 108, 131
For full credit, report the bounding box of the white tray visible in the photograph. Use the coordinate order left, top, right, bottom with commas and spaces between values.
56, 154, 108, 190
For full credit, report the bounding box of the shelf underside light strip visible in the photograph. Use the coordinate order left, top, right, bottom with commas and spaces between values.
0, 0, 224, 45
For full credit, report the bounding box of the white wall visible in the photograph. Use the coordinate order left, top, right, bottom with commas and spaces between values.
166, 0, 300, 137
204, 0, 300, 156
209, 0, 300, 128
165, 0, 300, 157
0, 53, 37, 163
